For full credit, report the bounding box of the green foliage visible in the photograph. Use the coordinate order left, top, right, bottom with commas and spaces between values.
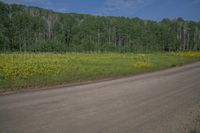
0, 2, 200, 52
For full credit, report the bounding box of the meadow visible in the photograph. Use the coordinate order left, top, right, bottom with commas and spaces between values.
0, 52, 200, 91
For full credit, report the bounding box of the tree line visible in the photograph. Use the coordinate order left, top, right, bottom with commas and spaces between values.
0, 2, 200, 52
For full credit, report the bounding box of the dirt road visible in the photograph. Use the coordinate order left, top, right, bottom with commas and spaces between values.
0, 62, 200, 133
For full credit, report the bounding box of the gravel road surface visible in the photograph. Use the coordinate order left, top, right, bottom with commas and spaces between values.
0, 62, 200, 133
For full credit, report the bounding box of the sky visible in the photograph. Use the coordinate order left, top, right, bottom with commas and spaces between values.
1, 0, 200, 21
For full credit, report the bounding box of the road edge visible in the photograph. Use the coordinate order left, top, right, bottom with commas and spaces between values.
0, 61, 200, 96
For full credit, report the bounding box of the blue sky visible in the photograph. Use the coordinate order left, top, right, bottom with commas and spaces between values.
1, 0, 200, 21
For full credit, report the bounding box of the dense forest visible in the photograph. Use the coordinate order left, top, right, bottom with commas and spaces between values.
0, 2, 200, 52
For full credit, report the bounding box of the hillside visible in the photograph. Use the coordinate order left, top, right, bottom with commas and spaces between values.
0, 2, 200, 52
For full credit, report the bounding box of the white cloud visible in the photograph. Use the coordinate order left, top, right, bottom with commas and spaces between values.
1, 0, 48, 4
97, 0, 153, 17
192, 0, 200, 5
1, 0, 68, 13
56, 8, 68, 12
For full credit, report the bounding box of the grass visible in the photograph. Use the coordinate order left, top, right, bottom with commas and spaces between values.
0, 52, 200, 91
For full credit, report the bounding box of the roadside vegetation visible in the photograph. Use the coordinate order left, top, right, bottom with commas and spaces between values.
0, 2, 200, 91
0, 52, 200, 90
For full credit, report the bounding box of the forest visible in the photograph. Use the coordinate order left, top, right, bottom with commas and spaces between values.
0, 1, 200, 52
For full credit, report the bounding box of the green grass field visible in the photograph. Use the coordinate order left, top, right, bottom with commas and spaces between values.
0, 52, 200, 91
